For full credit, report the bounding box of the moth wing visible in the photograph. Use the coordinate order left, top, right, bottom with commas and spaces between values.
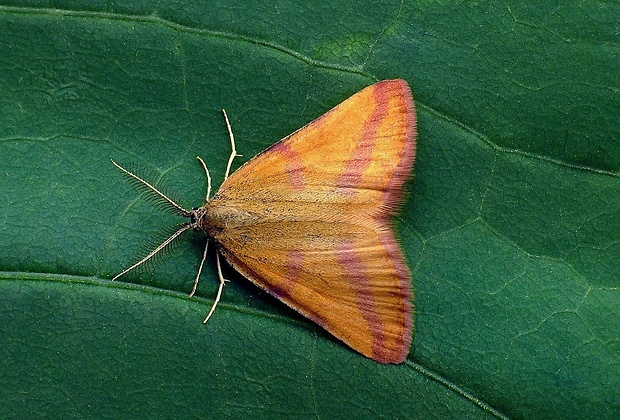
217, 79, 415, 216
210, 79, 416, 363
216, 219, 412, 363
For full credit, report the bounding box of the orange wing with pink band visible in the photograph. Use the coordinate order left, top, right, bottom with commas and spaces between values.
208, 79, 416, 363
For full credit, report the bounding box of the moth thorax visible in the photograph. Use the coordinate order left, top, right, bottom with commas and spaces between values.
200, 200, 257, 236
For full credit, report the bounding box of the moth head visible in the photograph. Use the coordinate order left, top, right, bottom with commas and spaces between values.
189, 206, 209, 232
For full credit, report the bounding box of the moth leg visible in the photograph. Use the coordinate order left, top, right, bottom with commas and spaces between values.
189, 239, 209, 297
202, 251, 229, 324
221, 109, 242, 181
196, 156, 212, 203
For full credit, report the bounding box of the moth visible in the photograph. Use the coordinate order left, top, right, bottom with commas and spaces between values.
112, 79, 416, 363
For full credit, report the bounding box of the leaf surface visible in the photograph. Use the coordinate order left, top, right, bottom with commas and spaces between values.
1, 1, 618, 418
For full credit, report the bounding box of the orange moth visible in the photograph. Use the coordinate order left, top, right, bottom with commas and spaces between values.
112, 79, 416, 363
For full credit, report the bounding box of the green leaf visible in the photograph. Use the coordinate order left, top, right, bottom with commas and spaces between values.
1, 1, 618, 418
